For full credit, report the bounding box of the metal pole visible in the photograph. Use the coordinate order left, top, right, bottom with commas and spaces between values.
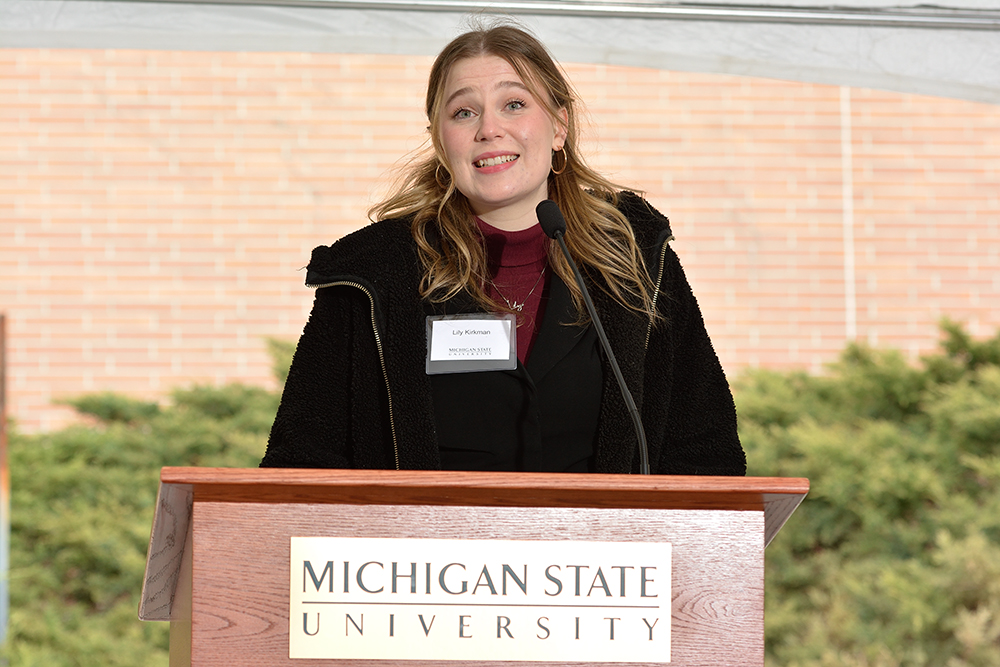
0, 313, 9, 646
137, 0, 1000, 31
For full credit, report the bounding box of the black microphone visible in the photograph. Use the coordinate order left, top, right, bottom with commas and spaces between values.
536, 200, 651, 475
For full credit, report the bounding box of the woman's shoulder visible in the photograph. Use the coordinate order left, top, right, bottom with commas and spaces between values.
304, 216, 417, 287
613, 191, 673, 248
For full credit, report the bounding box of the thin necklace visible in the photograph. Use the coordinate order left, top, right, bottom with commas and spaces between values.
489, 266, 546, 312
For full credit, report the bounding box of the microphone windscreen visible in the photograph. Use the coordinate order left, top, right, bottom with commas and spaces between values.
536, 200, 567, 239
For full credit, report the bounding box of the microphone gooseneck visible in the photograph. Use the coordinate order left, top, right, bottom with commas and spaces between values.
535, 200, 651, 475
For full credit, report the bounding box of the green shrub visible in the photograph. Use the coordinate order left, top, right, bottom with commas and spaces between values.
741, 321, 1000, 667
1, 358, 282, 665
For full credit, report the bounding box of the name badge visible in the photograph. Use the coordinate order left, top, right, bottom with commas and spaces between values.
425, 314, 517, 374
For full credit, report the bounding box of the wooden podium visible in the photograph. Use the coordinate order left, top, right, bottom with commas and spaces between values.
140, 468, 808, 666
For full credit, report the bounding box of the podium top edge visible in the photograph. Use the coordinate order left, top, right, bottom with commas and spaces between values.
160, 466, 809, 496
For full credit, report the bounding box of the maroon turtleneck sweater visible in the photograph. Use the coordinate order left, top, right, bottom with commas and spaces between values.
477, 217, 550, 364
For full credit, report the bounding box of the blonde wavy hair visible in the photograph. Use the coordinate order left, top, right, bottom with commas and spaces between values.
369, 22, 657, 320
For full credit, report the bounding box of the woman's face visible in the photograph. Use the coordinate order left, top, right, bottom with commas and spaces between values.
437, 55, 567, 229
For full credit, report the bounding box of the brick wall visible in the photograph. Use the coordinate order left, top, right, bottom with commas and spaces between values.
2, 49, 999, 432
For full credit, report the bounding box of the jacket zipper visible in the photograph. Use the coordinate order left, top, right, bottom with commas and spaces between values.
629, 235, 673, 475
645, 235, 673, 349
307, 280, 400, 470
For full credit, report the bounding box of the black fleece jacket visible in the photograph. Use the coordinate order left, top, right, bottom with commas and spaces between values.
261, 194, 746, 476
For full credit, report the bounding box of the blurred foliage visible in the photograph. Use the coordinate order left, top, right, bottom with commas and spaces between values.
1, 373, 279, 665
741, 320, 1000, 667
1, 324, 998, 665
266, 337, 296, 387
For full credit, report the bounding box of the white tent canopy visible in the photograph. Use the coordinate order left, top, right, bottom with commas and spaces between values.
3, 0, 999, 103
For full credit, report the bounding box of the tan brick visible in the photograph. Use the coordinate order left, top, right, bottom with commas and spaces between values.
3, 49, 1000, 430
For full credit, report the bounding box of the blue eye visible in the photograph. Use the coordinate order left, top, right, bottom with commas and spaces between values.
453, 108, 474, 119
506, 99, 526, 111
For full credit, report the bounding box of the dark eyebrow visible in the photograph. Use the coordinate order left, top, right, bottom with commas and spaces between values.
444, 80, 530, 109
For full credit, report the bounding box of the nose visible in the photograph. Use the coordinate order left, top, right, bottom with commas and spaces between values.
475, 108, 503, 142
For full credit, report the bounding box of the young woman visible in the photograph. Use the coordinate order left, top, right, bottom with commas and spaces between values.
260, 23, 746, 476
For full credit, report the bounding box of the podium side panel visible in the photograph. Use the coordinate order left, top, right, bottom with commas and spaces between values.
169, 518, 193, 667
189, 503, 763, 667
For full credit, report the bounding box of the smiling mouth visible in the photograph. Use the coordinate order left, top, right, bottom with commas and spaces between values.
475, 154, 519, 168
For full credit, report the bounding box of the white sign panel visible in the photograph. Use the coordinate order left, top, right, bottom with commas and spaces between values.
290, 537, 671, 662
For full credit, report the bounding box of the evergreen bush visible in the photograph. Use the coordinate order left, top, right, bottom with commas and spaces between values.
742, 322, 1000, 666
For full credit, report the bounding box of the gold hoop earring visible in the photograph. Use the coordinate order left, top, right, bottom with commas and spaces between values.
551, 148, 567, 176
